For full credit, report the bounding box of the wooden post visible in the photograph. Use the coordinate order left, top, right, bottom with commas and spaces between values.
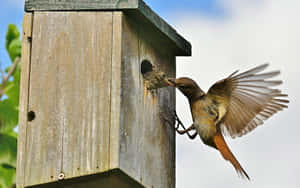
17, 1, 191, 188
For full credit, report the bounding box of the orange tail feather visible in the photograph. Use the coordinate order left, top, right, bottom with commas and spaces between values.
213, 132, 250, 180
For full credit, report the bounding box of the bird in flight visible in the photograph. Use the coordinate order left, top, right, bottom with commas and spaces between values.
167, 64, 289, 180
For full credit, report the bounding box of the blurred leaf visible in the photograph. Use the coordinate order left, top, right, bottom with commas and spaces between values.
0, 133, 17, 188
0, 24, 20, 188
7, 39, 21, 63
3, 131, 17, 139
0, 100, 18, 133
4, 65, 20, 107
5, 25, 20, 51
0, 164, 16, 188
0, 133, 17, 168
5, 24, 21, 62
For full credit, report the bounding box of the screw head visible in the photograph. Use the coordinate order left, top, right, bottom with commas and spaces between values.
58, 172, 65, 180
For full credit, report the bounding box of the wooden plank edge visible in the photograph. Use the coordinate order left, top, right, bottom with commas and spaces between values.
16, 12, 33, 188
109, 11, 123, 170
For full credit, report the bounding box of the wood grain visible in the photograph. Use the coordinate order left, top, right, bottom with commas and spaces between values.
24, 12, 112, 186
16, 12, 33, 188
119, 13, 141, 184
18, 10, 177, 188
119, 14, 176, 188
138, 23, 176, 188
25, 11, 64, 185
59, 11, 112, 178
109, 11, 123, 170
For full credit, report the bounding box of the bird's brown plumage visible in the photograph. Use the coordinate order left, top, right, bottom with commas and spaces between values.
207, 63, 289, 138
169, 64, 289, 180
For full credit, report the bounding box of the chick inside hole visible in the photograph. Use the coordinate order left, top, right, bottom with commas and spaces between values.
141, 60, 170, 90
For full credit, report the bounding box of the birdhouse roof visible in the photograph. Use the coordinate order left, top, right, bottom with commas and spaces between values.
25, 0, 192, 56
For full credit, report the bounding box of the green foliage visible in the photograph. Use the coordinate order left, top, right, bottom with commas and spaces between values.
0, 164, 15, 188
0, 133, 17, 188
0, 100, 18, 134
5, 25, 21, 62
0, 24, 21, 188
0, 134, 17, 167
5, 66, 20, 108
0, 24, 21, 131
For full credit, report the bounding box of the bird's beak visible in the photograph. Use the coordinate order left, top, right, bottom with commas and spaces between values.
166, 78, 176, 87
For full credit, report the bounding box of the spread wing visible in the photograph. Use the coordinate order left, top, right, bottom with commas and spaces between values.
207, 64, 289, 138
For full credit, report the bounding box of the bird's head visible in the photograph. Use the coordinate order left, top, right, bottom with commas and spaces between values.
167, 77, 205, 101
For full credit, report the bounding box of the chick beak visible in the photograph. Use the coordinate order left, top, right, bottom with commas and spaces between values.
166, 78, 176, 87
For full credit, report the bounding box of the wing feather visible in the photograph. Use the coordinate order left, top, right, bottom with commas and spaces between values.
207, 64, 289, 138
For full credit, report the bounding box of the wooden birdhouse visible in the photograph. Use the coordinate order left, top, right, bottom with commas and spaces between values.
17, 0, 191, 188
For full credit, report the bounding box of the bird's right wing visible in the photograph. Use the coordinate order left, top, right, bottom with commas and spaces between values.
207, 64, 289, 138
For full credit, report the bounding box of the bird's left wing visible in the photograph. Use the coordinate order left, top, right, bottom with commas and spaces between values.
207, 64, 289, 138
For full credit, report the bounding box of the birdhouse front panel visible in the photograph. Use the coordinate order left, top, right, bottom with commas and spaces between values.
20, 12, 114, 186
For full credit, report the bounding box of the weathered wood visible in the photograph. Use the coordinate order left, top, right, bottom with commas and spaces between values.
18, 9, 183, 188
16, 13, 33, 188
25, 0, 139, 10
109, 11, 123, 170
25, 12, 64, 185
59, 11, 112, 178
118, 12, 141, 184
25, 0, 191, 56
23, 12, 112, 186
119, 14, 176, 188
138, 22, 176, 188
28, 169, 144, 188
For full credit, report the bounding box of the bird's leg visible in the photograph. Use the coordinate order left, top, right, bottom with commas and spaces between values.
188, 131, 198, 140
176, 124, 197, 139
176, 124, 195, 134
174, 110, 197, 140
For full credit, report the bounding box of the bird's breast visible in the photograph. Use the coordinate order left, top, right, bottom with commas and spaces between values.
217, 104, 227, 123
194, 119, 216, 143
193, 113, 217, 143
191, 99, 217, 143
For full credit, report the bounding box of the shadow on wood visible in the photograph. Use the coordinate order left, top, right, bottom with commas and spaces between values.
28, 169, 144, 188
